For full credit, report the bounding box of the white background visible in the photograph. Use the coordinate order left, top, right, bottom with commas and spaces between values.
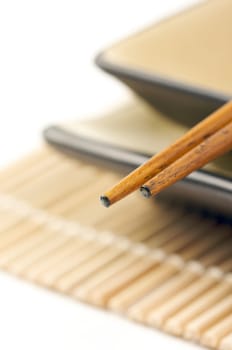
0, 1, 201, 349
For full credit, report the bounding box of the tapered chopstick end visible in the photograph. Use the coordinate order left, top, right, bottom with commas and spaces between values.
100, 195, 111, 207
140, 185, 152, 198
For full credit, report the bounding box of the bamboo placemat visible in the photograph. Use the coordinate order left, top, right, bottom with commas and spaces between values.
0, 145, 231, 350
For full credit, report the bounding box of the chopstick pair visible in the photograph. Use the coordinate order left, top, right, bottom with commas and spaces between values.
100, 102, 232, 207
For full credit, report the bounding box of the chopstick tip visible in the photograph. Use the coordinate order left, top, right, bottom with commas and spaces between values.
140, 185, 151, 198
100, 195, 111, 207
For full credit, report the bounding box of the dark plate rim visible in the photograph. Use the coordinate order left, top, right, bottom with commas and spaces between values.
43, 125, 232, 219
95, 51, 230, 106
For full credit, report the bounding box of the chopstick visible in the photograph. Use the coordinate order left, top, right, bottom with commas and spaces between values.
100, 102, 232, 207
140, 120, 232, 198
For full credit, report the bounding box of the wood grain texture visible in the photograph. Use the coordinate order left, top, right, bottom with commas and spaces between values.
142, 121, 232, 197
101, 102, 232, 206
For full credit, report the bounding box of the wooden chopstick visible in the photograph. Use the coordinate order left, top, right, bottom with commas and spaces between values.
140, 120, 232, 198
100, 102, 232, 207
